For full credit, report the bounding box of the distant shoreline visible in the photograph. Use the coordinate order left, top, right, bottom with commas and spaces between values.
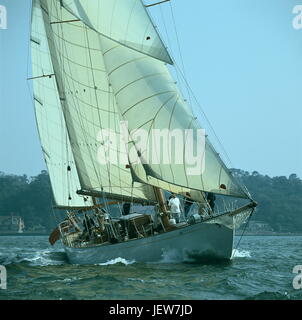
0, 232, 48, 236
235, 232, 302, 236
1, 232, 302, 237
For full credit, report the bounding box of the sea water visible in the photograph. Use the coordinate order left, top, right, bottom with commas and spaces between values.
0, 235, 301, 300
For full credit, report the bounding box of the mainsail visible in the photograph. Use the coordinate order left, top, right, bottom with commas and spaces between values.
35, 0, 157, 204
31, 0, 92, 207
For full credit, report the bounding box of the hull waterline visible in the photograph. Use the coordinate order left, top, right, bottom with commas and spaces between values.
64, 222, 234, 264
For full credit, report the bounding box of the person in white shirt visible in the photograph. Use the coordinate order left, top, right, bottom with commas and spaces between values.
168, 193, 181, 223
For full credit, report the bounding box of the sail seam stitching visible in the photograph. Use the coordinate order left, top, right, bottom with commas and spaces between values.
121, 90, 175, 116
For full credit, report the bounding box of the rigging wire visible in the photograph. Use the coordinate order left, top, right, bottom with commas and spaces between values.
167, 1, 192, 107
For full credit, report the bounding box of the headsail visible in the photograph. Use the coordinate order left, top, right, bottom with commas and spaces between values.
99, 37, 250, 199
37, 0, 157, 203
31, 0, 92, 207
59, 0, 173, 64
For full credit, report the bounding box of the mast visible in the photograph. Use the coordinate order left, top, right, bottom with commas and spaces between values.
153, 187, 171, 229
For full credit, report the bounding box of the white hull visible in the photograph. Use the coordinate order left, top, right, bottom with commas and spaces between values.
64, 222, 234, 264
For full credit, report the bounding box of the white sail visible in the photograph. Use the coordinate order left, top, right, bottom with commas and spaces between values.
59, 0, 173, 65
38, 0, 156, 203
127, 141, 207, 203
31, 0, 92, 207
99, 37, 249, 199
35, 0, 249, 202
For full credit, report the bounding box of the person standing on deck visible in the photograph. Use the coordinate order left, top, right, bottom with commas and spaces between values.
168, 193, 181, 223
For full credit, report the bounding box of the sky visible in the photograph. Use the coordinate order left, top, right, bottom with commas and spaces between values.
0, 0, 301, 178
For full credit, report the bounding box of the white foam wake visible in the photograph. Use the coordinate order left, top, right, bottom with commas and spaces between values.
232, 249, 251, 258
98, 257, 135, 266
24, 249, 66, 266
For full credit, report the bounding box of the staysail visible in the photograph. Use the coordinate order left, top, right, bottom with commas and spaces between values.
37, 0, 157, 204
31, 0, 92, 207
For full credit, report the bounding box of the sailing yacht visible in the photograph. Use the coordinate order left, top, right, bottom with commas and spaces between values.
18, 217, 25, 234
30, 0, 257, 264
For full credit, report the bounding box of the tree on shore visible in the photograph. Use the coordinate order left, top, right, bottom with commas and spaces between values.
0, 169, 301, 233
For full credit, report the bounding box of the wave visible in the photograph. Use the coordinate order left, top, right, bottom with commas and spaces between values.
51, 277, 79, 283
97, 257, 136, 266
24, 250, 67, 266
232, 249, 251, 258
0, 249, 68, 266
